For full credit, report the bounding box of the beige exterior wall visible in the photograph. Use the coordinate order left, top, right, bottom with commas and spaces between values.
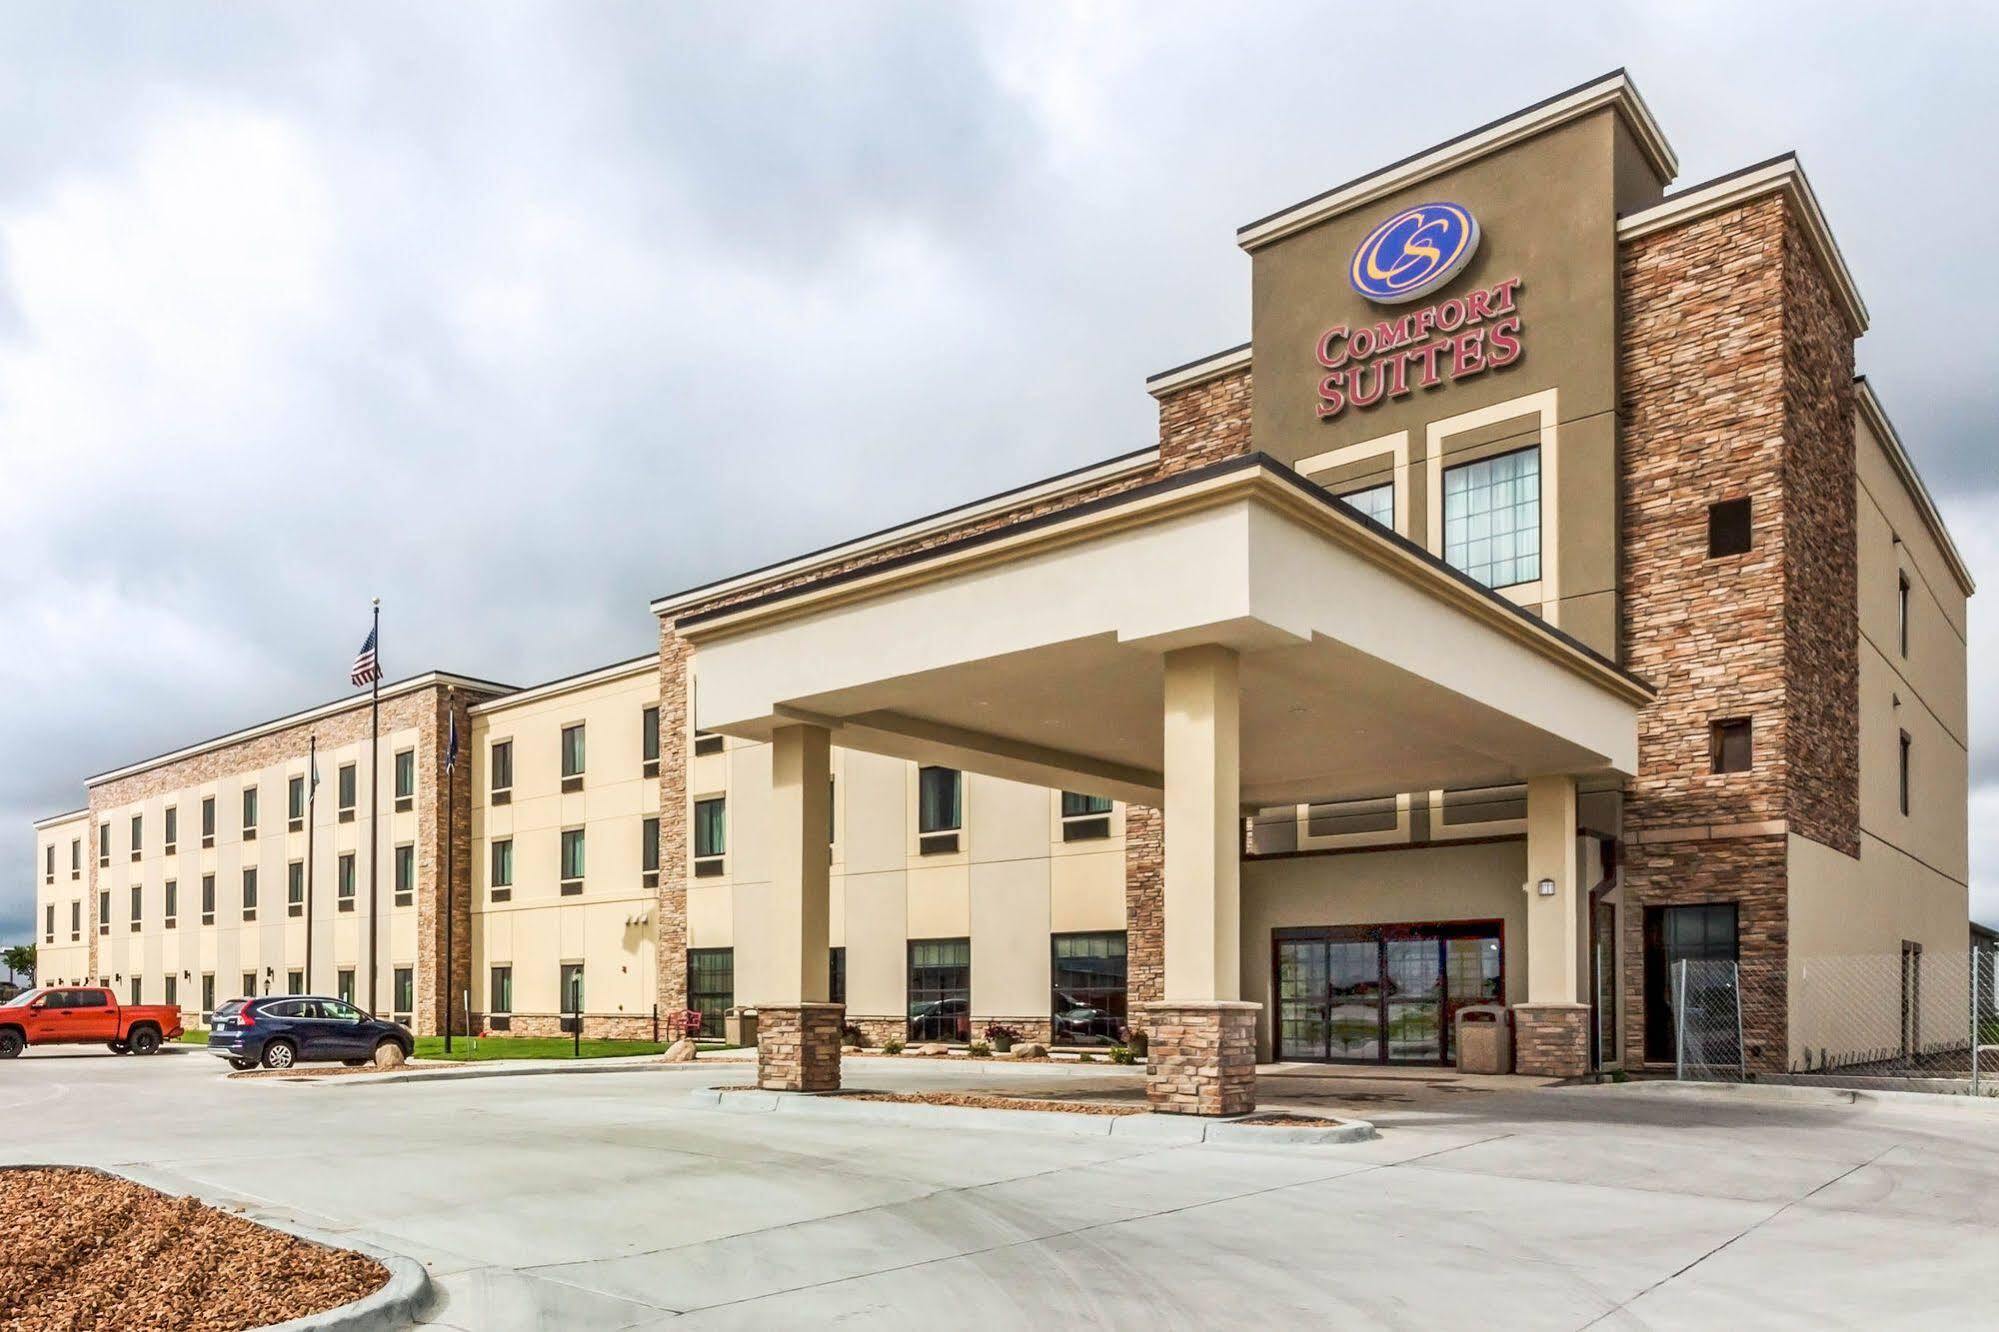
1240, 841, 1529, 1060
31, 812, 91, 986
469, 661, 660, 1025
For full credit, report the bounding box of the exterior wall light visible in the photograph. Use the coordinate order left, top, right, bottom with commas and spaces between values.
1536, 878, 1557, 897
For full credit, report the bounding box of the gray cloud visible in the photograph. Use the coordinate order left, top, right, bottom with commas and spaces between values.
3, 3, 1997, 950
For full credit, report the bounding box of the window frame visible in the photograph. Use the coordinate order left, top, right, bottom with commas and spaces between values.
200, 795, 216, 848
241, 785, 258, 839
1706, 496, 1753, 558
337, 764, 357, 822
287, 861, 304, 916
490, 965, 513, 1014
918, 766, 963, 855
1710, 718, 1753, 775
560, 827, 585, 895
641, 815, 660, 888
394, 748, 415, 811
490, 838, 514, 901
1441, 444, 1542, 590
688, 948, 733, 1038
200, 873, 216, 926
560, 723, 586, 791
1897, 570, 1912, 658
1336, 479, 1395, 529
1899, 728, 1913, 816
642, 705, 660, 776
337, 853, 356, 911
693, 797, 726, 877
393, 842, 415, 907
241, 866, 258, 922
1059, 791, 1114, 842
164, 879, 177, 929
489, 739, 513, 804
288, 774, 306, 831
130, 813, 143, 862
907, 937, 972, 1043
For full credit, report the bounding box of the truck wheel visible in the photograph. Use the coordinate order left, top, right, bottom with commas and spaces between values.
260, 1040, 297, 1070
129, 1027, 162, 1056
0, 1030, 22, 1059
108, 1042, 129, 1055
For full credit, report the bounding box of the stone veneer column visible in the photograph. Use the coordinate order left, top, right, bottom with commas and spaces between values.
757, 1002, 846, 1092
1144, 1001, 1257, 1116
1513, 1005, 1591, 1078
1512, 775, 1590, 1077
654, 628, 692, 1019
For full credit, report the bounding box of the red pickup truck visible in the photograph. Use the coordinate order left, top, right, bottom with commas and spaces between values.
0, 986, 185, 1058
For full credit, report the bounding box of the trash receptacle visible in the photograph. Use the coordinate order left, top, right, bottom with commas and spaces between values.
1454, 1004, 1512, 1074
724, 1006, 758, 1048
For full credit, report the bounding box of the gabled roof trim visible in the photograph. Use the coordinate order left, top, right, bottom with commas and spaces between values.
1145, 343, 1251, 399
1854, 377, 1976, 596
32, 808, 89, 831
86, 671, 516, 788
1617, 153, 1868, 334
470, 654, 656, 716
1237, 70, 1677, 252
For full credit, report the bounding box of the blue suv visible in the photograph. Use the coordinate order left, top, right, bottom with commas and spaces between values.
207, 996, 414, 1070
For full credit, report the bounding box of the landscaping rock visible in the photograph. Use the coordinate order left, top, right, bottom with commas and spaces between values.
662, 1038, 697, 1063
372, 1043, 407, 1069
1010, 1042, 1047, 1059
917, 1043, 950, 1057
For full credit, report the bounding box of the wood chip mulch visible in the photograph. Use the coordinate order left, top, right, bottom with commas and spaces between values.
1232, 1113, 1346, 1127
835, 1090, 1144, 1115
226, 1064, 397, 1080
0, 1167, 387, 1332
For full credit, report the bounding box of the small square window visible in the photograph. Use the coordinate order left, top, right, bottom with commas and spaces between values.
1710, 718, 1753, 774
1707, 497, 1752, 558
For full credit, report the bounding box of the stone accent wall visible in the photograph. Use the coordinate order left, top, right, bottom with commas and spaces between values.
1123, 805, 1164, 1008
1513, 1004, 1590, 1077
1779, 211, 1860, 858
1157, 367, 1254, 475
418, 687, 478, 1036
846, 1016, 906, 1048
654, 629, 692, 1017
477, 1013, 659, 1041
757, 1003, 845, 1091
1144, 1001, 1257, 1115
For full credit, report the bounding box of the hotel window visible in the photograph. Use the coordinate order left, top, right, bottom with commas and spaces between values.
99, 890, 110, 935
336, 970, 355, 1007
1899, 730, 1913, 816
46, 903, 55, 943
44, 844, 53, 884
642, 816, 660, 889
560, 723, 586, 792
688, 948, 733, 1037
394, 748, 415, 812
1047, 928, 1127, 1040
560, 828, 586, 895
1710, 718, 1752, 774
1707, 497, 1752, 558
68, 899, 80, 941
393, 967, 414, 1025
1060, 792, 1113, 842
286, 970, 303, 996
560, 962, 585, 1014
288, 775, 305, 831
1898, 571, 1912, 658
164, 880, 177, 928
1337, 480, 1395, 529
694, 729, 724, 757
71, 836, 81, 877
489, 740, 513, 804
337, 764, 357, 822
130, 813, 143, 861
829, 946, 845, 1006
1443, 446, 1540, 589
201, 874, 216, 925
908, 939, 971, 1042
288, 861, 304, 916
163, 807, 176, 855
490, 838, 513, 901
130, 976, 142, 1005
693, 798, 726, 877
242, 867, 258, 922
338, 853, 356, 911
201, 796, 216, 848
918, 767, 962, 854
394, 843, 415, 907
490, 966, 513, 1015
642, 706, 660, 777
165, 976, 178, 1008
99, 821, 110, 867
241, 786, 258, 840
201, 973, 215, 1023
242, 970, 258, 1000
130, 885, 142, 930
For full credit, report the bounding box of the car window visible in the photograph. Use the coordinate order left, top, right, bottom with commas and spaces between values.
39, 990, 71, 1009
262, 1000, 302, 1019
324, 1001, 363, 1022
71, 989, 109, 1008
1, 989, 39, 1008
214, 1000, 245, 1021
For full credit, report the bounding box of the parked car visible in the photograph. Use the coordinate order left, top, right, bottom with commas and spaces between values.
207, 995, 413, 1071
0, 986, 185, 1058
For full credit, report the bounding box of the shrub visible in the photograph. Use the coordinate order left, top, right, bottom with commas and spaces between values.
881, 1038, 904, 1055
841, 1022, 867, 1048
984, 1024, 1022, 1044
968, 1040, 991, 1057
1077, 1052, 1096, 1063
1108, 1046, 1135, 1065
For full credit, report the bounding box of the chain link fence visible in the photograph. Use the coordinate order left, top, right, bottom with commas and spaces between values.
1672, 948, 1999, 1093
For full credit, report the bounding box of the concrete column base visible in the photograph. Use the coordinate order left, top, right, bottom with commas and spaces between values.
1512, 1003, 1591, 1077
1142, 1001, 1259, 1116
757, 1003, 845, 1092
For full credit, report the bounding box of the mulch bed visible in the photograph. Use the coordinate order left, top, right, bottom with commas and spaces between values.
1231, 1113, 1346, 1128
713, 1087, 1144, 1116
0, 1167, 386, 1331
226, 1064, 400, 1080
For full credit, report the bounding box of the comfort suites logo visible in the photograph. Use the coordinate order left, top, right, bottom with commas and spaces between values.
1348, 202, 1480, 304
1316, 201, 1523, 421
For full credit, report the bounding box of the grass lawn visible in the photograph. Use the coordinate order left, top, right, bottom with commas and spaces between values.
179, 1028, 209, 1045
410, 1036, 672, 1061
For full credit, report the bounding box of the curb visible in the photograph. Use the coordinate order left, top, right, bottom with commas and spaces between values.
681, 1088, 1376, 1145
249, 1058, 710, 1088
1601, 1077, 1999, 1113
0, 1164, 429, 1332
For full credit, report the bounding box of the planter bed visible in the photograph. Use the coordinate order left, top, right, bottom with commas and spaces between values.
0, 1166, 385, 1331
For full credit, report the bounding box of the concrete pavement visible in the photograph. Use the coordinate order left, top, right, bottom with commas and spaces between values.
4, 1046, 1995, 1328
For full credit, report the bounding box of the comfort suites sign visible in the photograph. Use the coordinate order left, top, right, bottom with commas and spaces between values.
1314, 202, 1524, 420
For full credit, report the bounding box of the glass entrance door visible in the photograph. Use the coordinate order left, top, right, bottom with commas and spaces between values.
1273, 922, 1504, 1066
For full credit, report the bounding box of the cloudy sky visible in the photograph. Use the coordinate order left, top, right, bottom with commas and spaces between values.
3, 3, 1994, 949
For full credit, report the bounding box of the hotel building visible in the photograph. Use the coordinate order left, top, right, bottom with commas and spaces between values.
30, 72, 1973, 1112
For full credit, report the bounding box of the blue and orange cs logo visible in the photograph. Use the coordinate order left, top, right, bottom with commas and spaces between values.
1349, 203, 1480, 305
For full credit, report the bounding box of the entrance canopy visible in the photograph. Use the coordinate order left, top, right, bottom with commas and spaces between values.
678, 456, 1652, 807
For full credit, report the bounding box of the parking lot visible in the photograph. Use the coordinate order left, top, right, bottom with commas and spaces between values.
6, 1047, 1997, 1329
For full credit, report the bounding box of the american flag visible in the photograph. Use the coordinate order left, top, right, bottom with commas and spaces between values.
350, 625, 381, 687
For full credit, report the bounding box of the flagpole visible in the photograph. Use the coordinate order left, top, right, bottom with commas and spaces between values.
305, 733, 317, 993
444, 687, 456, 1053
367, 597, 381, 1015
